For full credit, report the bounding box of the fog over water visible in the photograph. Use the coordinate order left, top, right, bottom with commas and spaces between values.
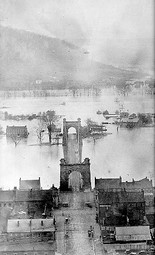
0, 89, 154, 189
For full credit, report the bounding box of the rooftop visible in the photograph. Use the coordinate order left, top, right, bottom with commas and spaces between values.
6, 126, 27, 129
0, 189, 57, 203
7, 219, 55, 233
115, 226, 151, 241
95, 177, 153, 191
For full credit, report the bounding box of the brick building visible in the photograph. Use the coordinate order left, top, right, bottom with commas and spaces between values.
95, 176, 153, 206
0, 186, 59, 220
95, 176, 153, 193
96, 190, 145, 226
6, 126, 28, 138
5, 218, 56, 241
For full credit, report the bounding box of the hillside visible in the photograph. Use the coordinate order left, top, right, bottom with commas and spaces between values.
0, 26, 145, 90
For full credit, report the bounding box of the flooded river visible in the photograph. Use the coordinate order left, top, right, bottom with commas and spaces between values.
0, 88, 154, 189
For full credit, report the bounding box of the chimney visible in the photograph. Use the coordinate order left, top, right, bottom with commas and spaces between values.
19, 178, 21, 189
13, 186, 17, 200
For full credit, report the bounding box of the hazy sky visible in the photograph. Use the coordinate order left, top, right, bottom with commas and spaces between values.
0, 0, 154, 71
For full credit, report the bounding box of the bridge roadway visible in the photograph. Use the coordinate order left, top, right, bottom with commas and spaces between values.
64, 133, 81, 164
55, 191, 105, 255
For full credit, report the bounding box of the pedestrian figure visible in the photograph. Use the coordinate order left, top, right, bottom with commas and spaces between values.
95, 214, 98, 223
117, 126, 119, 132
88, 229, 91, 237
53, 217, 56, 225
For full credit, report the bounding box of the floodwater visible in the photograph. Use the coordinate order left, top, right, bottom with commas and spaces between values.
0, 88, 154, 189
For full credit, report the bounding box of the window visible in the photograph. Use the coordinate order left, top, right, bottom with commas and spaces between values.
41, 220, 43, 226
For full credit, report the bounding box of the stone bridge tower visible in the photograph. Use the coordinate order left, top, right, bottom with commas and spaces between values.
63, 118, 82, 146
62, 118, 82, 163
60, 158, 91, 191
60, 118, 91, 191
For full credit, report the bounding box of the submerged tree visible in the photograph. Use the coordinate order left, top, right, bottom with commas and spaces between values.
42, 110, 60, 144
138, 113, 152, 125
10, 134, 22, 147
85, 118, 97, 127
36, 119, 46, 145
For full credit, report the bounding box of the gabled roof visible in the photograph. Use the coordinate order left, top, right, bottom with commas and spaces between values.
7, 219, 55, 233
115, 226, 151, 241
19, 178, 40, 190
98, 190, 144, 204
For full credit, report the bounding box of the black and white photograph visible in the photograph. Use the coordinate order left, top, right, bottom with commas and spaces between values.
0, 0, 154, 254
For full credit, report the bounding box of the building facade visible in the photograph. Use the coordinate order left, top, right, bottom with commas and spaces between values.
0, 186, 59, 221
6, 126, 28, 138
95, 176, 154, 206
96, 190, 145, 226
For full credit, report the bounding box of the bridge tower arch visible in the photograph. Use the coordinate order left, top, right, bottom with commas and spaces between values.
63, 118, 82, 146
60, 158, 91, 191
